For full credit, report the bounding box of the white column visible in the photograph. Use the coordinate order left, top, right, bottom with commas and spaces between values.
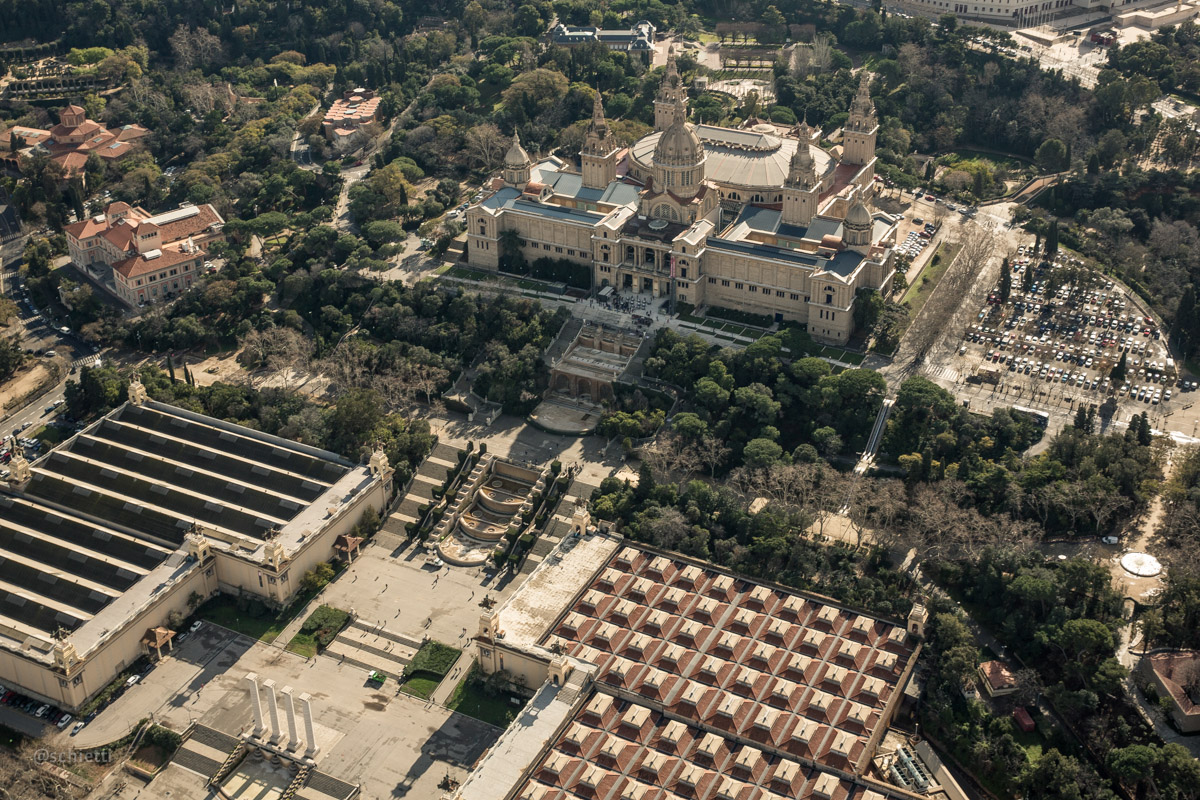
263, 678, 283, 746
300, 692, 320, 758
245, 672, 267, 738
281, 685, 302, 752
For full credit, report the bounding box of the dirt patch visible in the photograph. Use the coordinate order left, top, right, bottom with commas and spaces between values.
0, 362, 53, 415
186, 350, 246, 387
130, 743, 166, 771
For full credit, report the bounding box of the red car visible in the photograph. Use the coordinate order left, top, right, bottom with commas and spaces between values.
925, 194, 935, 201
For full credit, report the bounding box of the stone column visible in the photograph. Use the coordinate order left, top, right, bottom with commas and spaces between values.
300, 692, 320, 759
245, 673, 267, 738
281, 685, 302, 752
263, 678, 283, 746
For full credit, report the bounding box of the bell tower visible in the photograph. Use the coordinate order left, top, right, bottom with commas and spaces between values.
581, 93, 619, 190
655, 48, 686, 131
782, 138, 819, 227
843, 71, 878, 167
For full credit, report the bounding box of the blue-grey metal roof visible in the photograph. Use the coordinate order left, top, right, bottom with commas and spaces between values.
736, 205, 780, 233
510, 198, 598, 223
707, 237, 862, 278
806, 217, 844, 240
481, 187, 521, 210
733, 207, 842, 244
600, 182, 641, 206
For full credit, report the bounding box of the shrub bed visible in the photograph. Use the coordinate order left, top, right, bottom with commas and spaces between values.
298, 605, 350, 651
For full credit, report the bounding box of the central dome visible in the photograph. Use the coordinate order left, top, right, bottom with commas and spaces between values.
654, 99, 704, 168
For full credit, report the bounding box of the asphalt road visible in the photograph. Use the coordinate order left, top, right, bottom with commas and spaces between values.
1, 250, 93, 443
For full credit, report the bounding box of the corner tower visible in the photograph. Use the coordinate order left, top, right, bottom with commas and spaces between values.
655, 48, 686, 131
582, 93, 619, 190
843, 71, 878, 168
782, 134, 820, 227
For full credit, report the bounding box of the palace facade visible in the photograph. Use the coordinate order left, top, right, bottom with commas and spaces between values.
465, 55, 897, 344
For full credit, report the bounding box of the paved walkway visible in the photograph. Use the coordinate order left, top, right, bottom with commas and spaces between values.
429, 650, 475, 706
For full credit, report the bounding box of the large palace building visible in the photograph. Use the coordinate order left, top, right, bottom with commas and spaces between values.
465, 56, 898, 344
0, 384, 392, 712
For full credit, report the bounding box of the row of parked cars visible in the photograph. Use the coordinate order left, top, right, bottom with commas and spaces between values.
0, 684, 79, 733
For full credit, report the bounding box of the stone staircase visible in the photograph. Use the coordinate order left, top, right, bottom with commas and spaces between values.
298, 770, 360, 800
190, 724, 240, 752
519, 475, 600, 574
324, 620, 424, 677
380, 442, 463, 534
280, 764, 312, 800
172, 747, 223, 779
208, 741, 248, 787
543, 315, 584, 366
172, 723, 241, 780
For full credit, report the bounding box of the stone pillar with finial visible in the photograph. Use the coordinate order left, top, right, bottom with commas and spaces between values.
263, 678, 284, 746
245, 673, 268, 738
300, 692, 320, 759
281, 685, 302, 752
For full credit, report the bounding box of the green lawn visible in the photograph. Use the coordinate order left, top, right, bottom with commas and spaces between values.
814, 346, 866, 365
408, 640, 461, 676
1014, 727, 1045, 766
901, 241, 962, 319
285, 632, 318, 658
446, 673, 525, 727
941, 149, 1033, 169
398, 675, 441, 700
195, 593, 313, 644
445, 265, 499, 282
33, 424, 69, 446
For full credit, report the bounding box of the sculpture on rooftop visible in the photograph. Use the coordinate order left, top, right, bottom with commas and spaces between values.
6, 440, 31, 484
128, 377, 148, 406
369, 443, 390, 478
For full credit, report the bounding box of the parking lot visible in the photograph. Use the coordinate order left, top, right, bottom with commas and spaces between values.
952, 243, 1193, 421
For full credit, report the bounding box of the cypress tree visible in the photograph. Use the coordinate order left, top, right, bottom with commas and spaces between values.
1138, 412, 1152, 447
1046, 219, 1059, 258
999, 258, 1012, 303
1112, 351, 1127, 382
167, 355, 176, 383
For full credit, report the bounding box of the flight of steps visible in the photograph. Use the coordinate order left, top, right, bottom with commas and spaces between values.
172, 724, 241, 780
380, 442, 462, 535
297, 770, 360, 800
280, 764, 312, 800
208, 741, 248, 786
323, 620, 424, 677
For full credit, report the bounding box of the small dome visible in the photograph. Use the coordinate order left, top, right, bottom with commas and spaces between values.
820, 234, 843, 250
505, 133, 531, 167
846, 201, 872, 228
654, 99, 703, 168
